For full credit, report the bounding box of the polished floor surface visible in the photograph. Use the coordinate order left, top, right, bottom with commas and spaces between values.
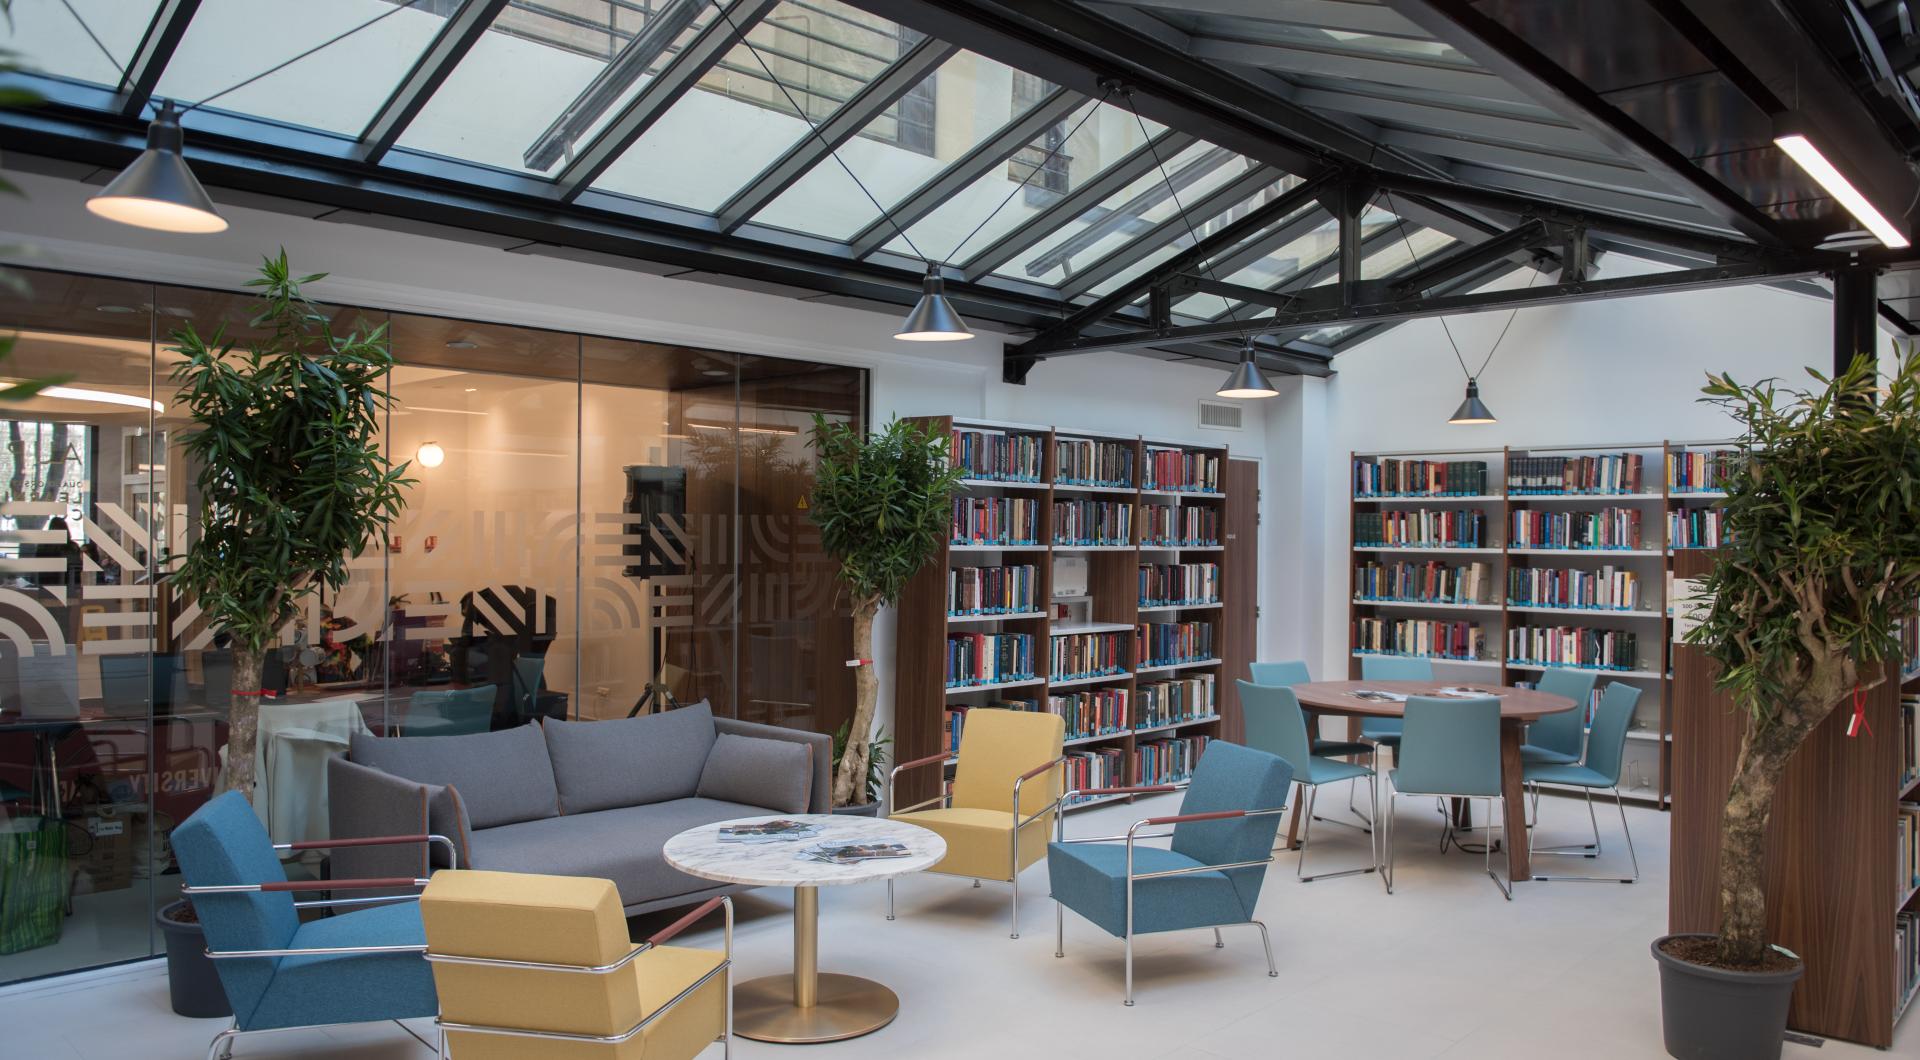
1, 790, 1911, 1059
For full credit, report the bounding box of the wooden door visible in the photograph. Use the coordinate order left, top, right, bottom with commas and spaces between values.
1220, 458, 1259, 743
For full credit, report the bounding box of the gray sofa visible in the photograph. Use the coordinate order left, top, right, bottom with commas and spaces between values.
327, 701, 830, 914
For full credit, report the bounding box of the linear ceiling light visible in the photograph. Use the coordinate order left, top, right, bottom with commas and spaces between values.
1773, 118, 1910, 249
0, 382, 165, 412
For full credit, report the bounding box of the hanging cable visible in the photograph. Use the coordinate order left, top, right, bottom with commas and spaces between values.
939, 86, 1110, 267
58, 0, 124, 77
1121, 91, 1254, 342
1383, 189, 1541, 379
182, 0, 429, 115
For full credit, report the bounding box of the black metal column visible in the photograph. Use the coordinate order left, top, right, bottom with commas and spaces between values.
1832, 265, 1879, 376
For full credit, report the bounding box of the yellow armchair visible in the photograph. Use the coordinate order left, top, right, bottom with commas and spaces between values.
885, 707, 1065, 938
421, 869, 731, 1059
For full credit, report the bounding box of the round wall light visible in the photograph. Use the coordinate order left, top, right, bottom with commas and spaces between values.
416, 441, 445, 468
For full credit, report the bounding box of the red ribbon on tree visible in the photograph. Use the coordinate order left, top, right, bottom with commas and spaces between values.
1845, 685, 1872, 738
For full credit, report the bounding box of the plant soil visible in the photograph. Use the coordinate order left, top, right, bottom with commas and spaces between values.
1659, 934, 1798, 973
162, 900, 200, 926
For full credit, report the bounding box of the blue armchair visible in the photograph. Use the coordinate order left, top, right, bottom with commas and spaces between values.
1047, 741, 1293, 1005
171, 791, 451, 1060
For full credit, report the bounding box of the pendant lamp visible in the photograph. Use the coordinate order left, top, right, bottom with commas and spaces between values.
87, 101, 228, 234
1448, 377, 1496, 425
895, 268, 973, 342
1216, 340, 1278, 399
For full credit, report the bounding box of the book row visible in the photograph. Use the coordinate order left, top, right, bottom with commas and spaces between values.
1139, 563, 1221, 607
1353, 619, 1488, 660
1508, 453, 1646, 495
1049, 688, 1129, 741
1355, 509, 1489, 549
1053, 499, 1133, 546
1667, 447, 1739, 493
1507, 565, 1644, 612
1051, 632, 1128, 681
1143, 446, 1220, 493
1509, 507, 1644, 550
946, 564, 1038, 616
950, 428, 1043, 482
1352, 458, 1491, 497
945, 632, 1036, 688
951, 497, 1039, 546
1137, 621, 1215, 666
1137, 674, 1216, 728
1141, 503, 1220, 546
1065, 748, 1125, 804
1899, 908, 1919, 1020
1899, 800, 1918, 902
1902, 693, 1917, 793
1056, 438, 1135, 488
1354, 560, 1494, 605
1507, 626, 1640, 672
1136, 735, 1210, 787
1668, 508, 1728, 550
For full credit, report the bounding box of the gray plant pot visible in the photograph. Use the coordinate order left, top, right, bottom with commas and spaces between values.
1652, 933, 1803, 1060
157, 900, 231, 1019
832, 802, 882, 817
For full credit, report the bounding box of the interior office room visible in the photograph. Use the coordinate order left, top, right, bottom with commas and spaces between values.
0, 2, 1916, 1059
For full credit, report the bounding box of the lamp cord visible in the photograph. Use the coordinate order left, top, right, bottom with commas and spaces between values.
1122, 91, 1253, 346
58, 0, 122, 78
1383, 189, 1540, 380
939, 85, 1109, 268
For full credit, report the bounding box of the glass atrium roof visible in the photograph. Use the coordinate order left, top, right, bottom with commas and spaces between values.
3, 0, 1638, 364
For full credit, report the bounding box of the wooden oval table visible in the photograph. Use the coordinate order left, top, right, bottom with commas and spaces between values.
1290, 679, 1578, 881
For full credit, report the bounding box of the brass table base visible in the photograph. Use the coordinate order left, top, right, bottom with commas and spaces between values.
733, 972, 899, 1043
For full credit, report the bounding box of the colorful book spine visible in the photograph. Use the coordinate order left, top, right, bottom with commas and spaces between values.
1046, 688, 1129, 740
947, 564, 1037, 616
1135, 674, 1216, 728
1667, 507, 1728, 549
944, 632, 1036, 687
1509, 506, 1643, 550
951, 496, 1039, 545
1134, 735, 1210, 786
1051, 499, 1133, 546
1507, 565, 1641, 610
1138, 563, 1220, 607
1355, 509, 1487, 548
1353, 559, 1491, 604
1665, 448, 1739, 493
950, 428, 1043, 482
1054, 438, 1134, 487
1135, 621, 1215, 666
1352, 458, 1489, 497
1506, 625, 1639, 671
1063, 747, 1126, 805
1140, 503, 1220, 546
1352, 618, 1487, 660
1143, 447, 1220, 492
1507, 453, 1645, 495
1050, 632, 1128, 681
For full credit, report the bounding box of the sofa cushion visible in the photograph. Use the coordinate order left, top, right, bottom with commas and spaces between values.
466, 797, 769, 908
543, 700, 718, 814
349, 723, 559, 830
696, 734, 811, 814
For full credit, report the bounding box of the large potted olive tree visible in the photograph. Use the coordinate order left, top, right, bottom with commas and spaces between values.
807, 415, 963, 807
1656, 351, 1920, 1060
166, 251, 410, 803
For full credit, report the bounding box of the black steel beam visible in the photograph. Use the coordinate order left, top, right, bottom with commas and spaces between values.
361, 0, 513, 163
846, 88, 1084, 259
1052, 163, 1281, 300
1186, 36, 1524, 102
1320, 179, 1373, 307
1203, 222, 1406, 323
1021, 147, 1243, 278
554, 0, 777, 201
1381, 0, 1787, 247
1023, 258, 1820, 358
1834, 265, 1880, 372
715, 37, 959, 234
1389, 219, 1547, 295
526, 0, 705, 173
958, 129, 1200, 281
1089, 0, 1429, 39
116, 0, 199, 118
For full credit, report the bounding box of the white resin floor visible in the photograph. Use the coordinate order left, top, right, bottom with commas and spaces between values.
2, 791, 1911, 1060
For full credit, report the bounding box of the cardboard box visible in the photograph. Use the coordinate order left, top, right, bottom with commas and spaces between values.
71, 812, 134, 895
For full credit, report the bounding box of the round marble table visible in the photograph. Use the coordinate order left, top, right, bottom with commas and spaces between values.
663, 813, 944, 1044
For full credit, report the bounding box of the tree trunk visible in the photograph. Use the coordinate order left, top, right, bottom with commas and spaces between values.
225, 646, 264, 804
834, 600, 879, 806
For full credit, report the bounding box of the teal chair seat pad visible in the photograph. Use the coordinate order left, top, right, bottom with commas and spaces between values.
1521, 762, 1613, 789
1389, 766, 1499, 798
246, 901, 437, 1029
1311, 738, 1373, 758
1046, 842, 1245, 938
1303, 755, 1372, 785
1520, 744, 1580, 766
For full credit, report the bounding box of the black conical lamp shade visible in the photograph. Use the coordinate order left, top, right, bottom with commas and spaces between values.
1217, 342, 1277, 398
895, 270, 972, 341
87, 101, 227, 234
1449, 377, 1496, 424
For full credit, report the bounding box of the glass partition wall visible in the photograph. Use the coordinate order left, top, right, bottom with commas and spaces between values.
0, 266, 863, 984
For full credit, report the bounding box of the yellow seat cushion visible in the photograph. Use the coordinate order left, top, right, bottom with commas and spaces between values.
422, 870, 725, 1060
891, 806, 1050, 880
950, 709, 1065, 815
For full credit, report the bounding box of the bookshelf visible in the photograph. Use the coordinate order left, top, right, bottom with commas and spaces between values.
1348, 439, 1742, 809
894, 418, 1239, 812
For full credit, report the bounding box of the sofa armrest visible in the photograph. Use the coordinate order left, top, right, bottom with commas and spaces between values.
712, 718, 833, 814
327, 757, 473, 880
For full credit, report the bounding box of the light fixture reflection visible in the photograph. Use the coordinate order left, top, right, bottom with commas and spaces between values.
416, 441, 445, 468
0, 382, 165, 413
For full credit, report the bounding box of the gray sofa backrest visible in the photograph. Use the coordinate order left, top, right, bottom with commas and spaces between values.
543, 699, 719, 814
348, 722, 560, 830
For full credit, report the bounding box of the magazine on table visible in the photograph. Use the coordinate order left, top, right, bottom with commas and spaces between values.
1349, 689, 1408, 702
797, 841, 914, 865
717, 819, 821, 844
1434, 686, 1501, 698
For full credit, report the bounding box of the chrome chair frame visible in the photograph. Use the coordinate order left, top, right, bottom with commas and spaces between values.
426, 895, 734, 1059
1528, 786, 1640, 884
1293, 772, 1380, 884
1052, 784, 1285, 1006
186, 833, 454, 1060
884, 754, 1065, 939
1383, 788, 1511, 900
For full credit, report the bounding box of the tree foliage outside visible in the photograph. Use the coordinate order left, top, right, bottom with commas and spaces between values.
807, 415, 964, 804
165, 252, 411, 802
1685, 350, 1920, 967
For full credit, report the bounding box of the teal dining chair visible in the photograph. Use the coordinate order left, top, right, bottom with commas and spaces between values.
1520, 669, 1598, 766
1238, 681, 1378, 884
1248, 661, 1371, 758
1384, 695, 1511, 900
402, 686, 495, 737
1523, 682, 1643, 883
1357, 654, 1433, 754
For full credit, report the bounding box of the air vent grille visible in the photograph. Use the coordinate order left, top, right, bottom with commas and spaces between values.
1198, 400, 1243, 431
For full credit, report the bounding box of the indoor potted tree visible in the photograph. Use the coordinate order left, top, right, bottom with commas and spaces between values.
164, 251, 410, 803
1656, 351, 1920, 1060
807, 415, 963, 808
